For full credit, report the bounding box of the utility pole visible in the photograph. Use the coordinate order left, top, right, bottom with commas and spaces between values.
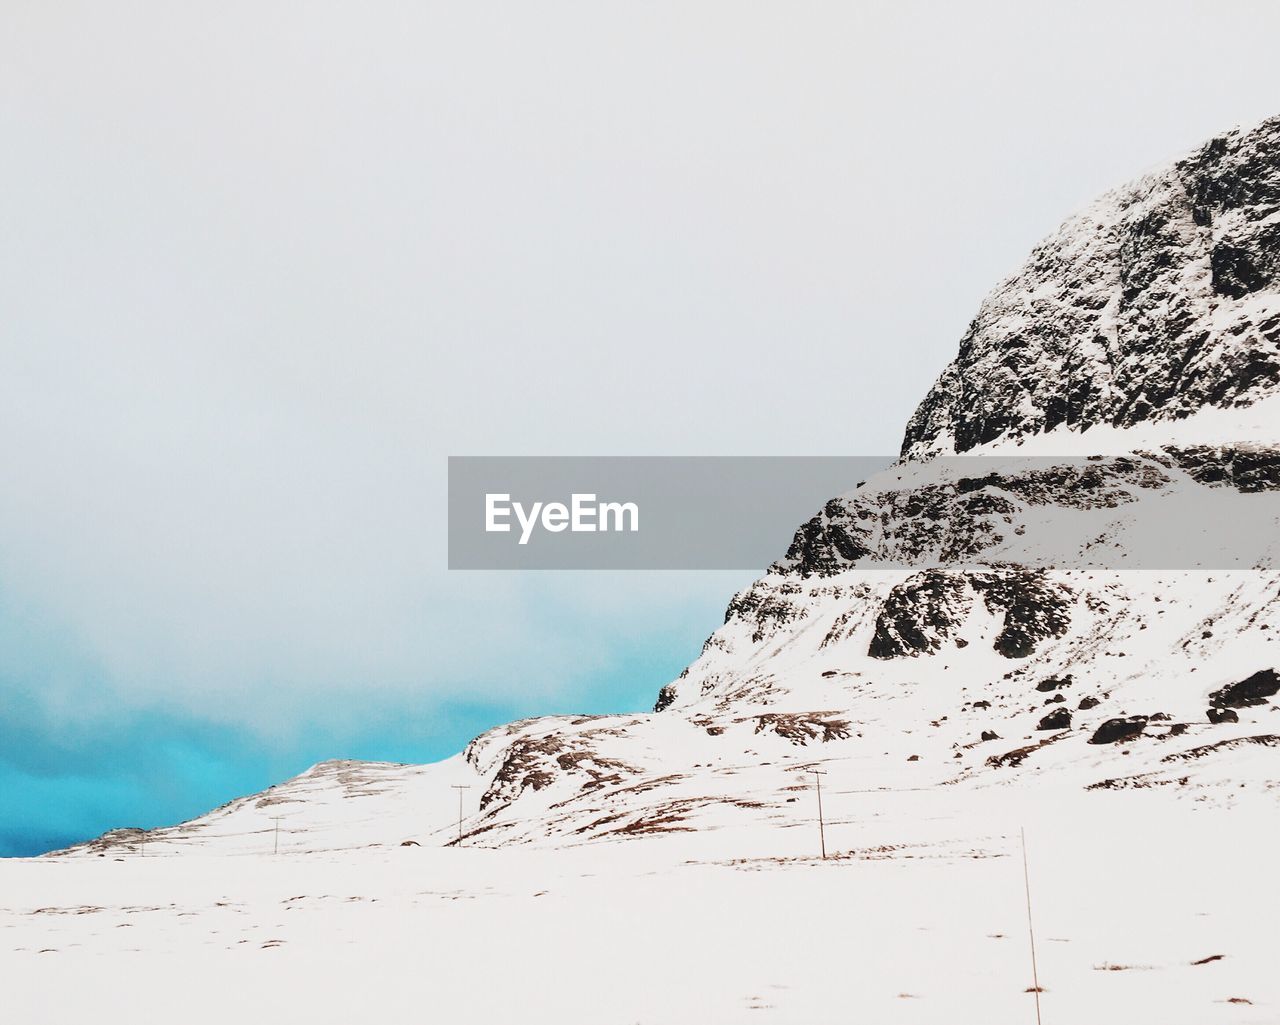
1021, 827, 1043, 1025
272, 816, 283, 856
810, 768, 827, 860
450, 785, 471, 846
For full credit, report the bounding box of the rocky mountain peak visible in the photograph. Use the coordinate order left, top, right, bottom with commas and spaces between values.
901, 115, 1280, 459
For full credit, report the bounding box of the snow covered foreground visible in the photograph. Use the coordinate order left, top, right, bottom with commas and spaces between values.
4, 790, 1276, 1024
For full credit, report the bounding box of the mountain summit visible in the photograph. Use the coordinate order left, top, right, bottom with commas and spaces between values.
903, 114, 1280, 459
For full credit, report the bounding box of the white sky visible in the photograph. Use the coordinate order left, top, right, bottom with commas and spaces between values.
3, 1, 1280, 734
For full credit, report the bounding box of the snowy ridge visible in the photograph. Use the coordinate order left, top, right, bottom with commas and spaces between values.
902, 115, 1280, 459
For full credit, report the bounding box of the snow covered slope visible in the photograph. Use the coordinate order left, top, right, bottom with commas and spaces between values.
48, 115, 1280, 862
10, 804, 1280, 1025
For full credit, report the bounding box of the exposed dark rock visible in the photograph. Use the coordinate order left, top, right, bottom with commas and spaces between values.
1089, 716, 1149, 745
1212, 228, 1280, 298
774, 460, 1171, 580
971, 571, 1073, 659
783, 499, 873, 576
1037, 675, 1073, 692
1208, 669, 1280, 708
1208, 707, 1240, 724
980, 730, 1000, 741
1037, 708, 1073, 731
1078, 695, 1101, 710
653, 684, 677, 713
725, 582, 810, 643
1166, 445, 1280, 492
868, 570, 972, 658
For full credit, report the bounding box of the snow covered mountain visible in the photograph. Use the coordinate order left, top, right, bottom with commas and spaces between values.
52, 115, 1280, 861
901, 114, 1280, 459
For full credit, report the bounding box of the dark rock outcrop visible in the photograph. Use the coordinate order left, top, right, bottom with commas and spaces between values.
868, 571, 971, 658
970, 571, 1073, 659
1208, 669, 1280, 708
653, 684, 677, 713
1037, 708, 1073, 731
1089, 716, 1149, 745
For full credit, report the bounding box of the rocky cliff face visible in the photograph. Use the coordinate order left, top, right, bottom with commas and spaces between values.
54, 116, 1280, 859
901, 116, 1280, 459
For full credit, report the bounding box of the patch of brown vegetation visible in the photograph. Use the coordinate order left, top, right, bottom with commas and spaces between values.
745, 712, 852, 745
986, 730, 1070, 768
480, 732, 642, 810
1162, 735, 1280, 763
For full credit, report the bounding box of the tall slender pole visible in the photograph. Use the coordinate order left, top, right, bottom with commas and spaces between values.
811, 769, 827, 860
450, 785, 471, 846
1021, 827, 1043, 1025
272, 816, 282, 856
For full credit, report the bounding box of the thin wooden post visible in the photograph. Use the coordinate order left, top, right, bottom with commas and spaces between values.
1021, 827, 1043, 1025
811, 769, 827, 859
450, 785, 472, 845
